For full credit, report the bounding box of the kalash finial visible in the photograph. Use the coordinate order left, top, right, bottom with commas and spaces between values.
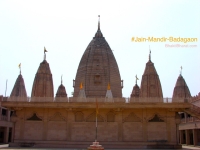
149, 45, 151, 61
61, 75, 63, 84
98, 15, 100, 30
18, 63, 21, 75
180, 66, 183, 75
44, 47, 48, 60
135, 75, 139, 84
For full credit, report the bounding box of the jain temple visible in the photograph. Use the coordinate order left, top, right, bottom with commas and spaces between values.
0, 17, 200, 149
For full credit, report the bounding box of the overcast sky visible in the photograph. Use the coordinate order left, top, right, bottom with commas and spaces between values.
0, 0, 199, 98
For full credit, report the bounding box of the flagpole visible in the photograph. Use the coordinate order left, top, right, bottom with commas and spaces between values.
95, 98, 98, 142
96, 111, 98, 142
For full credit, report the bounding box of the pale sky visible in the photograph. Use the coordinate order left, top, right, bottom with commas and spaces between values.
0, 0, 199, 98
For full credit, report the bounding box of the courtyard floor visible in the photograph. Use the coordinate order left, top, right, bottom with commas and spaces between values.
1, 144, 200, 150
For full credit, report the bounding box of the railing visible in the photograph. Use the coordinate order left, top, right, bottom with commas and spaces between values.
4, 97, 188, 103
181, 117, 200, 123
187, 117, 194, 122
0, 115, 8, 121
130, 97, 163, 103
181, 118, 186, 123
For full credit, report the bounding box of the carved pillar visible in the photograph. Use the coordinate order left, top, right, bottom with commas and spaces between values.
193, 129, 197, 146
19, 109, 25, 140
7, 109, 10, 121
143, 108, 147, 141
43, 108, 48, 140
66, 109, 74, 141
4, 127, 9, 143
166, 111, 171, 142
184, 113, 187, 123
115, 109, 123, 141
0, 107, 2, 121
11, 125, 15, 142
179, 130, 183, 144
186, 130, 190, 145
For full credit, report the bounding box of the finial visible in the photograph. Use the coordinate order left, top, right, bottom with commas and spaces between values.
98, 15, 100, 30
80, 82, 83, 90
61, 75, 63, 84
135, 75, 139, 84
180, 66, 182, 75
44, 47, 48, 60
107, 83, 111, 90
149, 45, 151, 61
18, 63, 21, 75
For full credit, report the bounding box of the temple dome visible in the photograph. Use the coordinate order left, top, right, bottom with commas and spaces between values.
140, 55, 163, 98
172, 74, 191, 99
56, 83, 67, 97
31, 59, 54, 97
10, 74, 27, 97
130, 84, 140, 98
73, 18, 122, 98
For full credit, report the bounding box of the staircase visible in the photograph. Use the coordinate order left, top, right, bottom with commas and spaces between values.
184, 103, 200, 119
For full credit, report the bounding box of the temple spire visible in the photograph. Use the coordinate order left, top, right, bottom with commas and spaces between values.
149, 46, 151, 61
61, 75, 63, 84
44, 47, 48, 60
107, 82, 110, 90
98, 15, 100, 30
80, 82, 83, 90
105, 82, 113, 101
18, 63, 21, 75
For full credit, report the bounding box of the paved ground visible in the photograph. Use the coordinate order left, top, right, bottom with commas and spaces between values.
1, 144, 200, 150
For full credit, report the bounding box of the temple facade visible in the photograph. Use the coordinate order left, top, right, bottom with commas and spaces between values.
0, 18, 200, 149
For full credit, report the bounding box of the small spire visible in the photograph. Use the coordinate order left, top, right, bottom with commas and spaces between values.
135, 75, 139, 84
61, 75, 63, 84
107, 83, 111, 90
80, 82, 83, 90
98, 15, 100, 30
18, 63, 21, 75
149, 45, 151, 61
44, 47, 48, 60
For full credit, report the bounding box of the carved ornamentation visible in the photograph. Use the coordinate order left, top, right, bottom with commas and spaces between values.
48, 112, 66, 121
27, 113, 42, 121
123, 112, 141, 122
148, 114, 164, 122
75, 111, 84, 122
86, 112, 104, 122
107, 111, 115, 122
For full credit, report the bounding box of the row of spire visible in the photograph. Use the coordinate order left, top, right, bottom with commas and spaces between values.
9, 49, 190, 100
9, 16, 191, 101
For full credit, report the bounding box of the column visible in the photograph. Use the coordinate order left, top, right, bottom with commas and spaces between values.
43, 108, 48, 140
184, 113, 187, 123
179, 130, 183, 144
0, 107, 2, 121
186, 130, 190, 145
7, 110, 11, 121
193, 129, 197, 146
11, 125, 15, 142
166, 111, 171, 142
143, 108, 147, 142
3, 127, 9, 143
66, 109, 74, 141
19, 110, 25, 140
116, 109, 123, 141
